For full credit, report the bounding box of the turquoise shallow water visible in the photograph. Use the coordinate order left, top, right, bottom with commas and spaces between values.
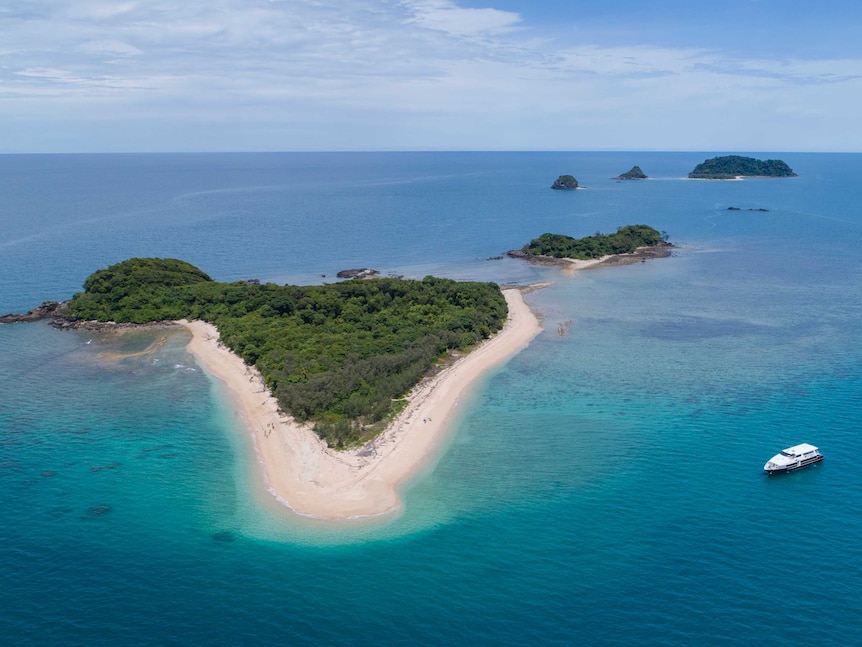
1, 152, 861, 644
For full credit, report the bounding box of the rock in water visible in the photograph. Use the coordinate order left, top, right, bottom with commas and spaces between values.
613, 166, 647, 180
336, 268, 380, 279
551, 175, 579, 190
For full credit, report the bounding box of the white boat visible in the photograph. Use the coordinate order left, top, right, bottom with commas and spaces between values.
763, 443, 823, 474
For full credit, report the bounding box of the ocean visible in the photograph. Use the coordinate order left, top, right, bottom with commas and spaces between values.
1, 152, 860, 645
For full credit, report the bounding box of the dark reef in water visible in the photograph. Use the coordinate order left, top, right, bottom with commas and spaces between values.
90, 462, 121, 473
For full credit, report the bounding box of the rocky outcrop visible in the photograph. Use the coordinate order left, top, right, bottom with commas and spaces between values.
505, 249, 571, 267
0, 300, 69, 324
507, 241, 675, 267
336, 268, 380, 279
589, 241, 675, 266
48, 319, 177, 331
0, 300, 181, 331
613, 165, 647, 180
551, 175, 579, 190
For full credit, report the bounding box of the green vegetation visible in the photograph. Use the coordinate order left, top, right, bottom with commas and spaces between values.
69, 258, 507, 448
71, 258, 213, 323
614, 165, 647, 180
522, 225, 664, 260
688, 155, 796, 179
551, 174, 579, 190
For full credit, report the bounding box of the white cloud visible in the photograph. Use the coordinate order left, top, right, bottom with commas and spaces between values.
731, 57, 862, 85
403, 0, 522, 36
79, 39, 142, 57
67, 1, 140, 20
13, 66, 153, 92
0, 0, 860, 151
552, 45, 712, 78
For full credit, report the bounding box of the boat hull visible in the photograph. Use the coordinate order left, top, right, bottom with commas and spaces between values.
764, 454, 823, 475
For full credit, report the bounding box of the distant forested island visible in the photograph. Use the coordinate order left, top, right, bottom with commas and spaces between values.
67, 258, 508, 447
688, 155, 797, 179
516, 225, 668, 260
613, 166, 648, 180
551, 175, 579, 190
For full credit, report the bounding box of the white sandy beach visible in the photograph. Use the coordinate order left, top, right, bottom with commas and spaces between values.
562, 256, 610, 271
179, 288, 541, 520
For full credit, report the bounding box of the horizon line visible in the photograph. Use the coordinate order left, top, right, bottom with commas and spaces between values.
1, 149, 859, 156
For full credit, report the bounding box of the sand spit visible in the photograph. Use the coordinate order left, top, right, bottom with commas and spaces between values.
180, 288, 540, 520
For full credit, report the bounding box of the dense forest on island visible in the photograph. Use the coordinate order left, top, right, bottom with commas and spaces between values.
613, 166, 648, 180
551, 175, 579, 190
69, 258, 508, 447
521, 225, 665, 260
688, 155, 796, 179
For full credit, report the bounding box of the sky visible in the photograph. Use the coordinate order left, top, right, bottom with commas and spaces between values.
2, 0, 861, 153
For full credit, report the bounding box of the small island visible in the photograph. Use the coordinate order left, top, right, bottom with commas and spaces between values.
613, 166, 648, 180
688, 155, 797, 179
517, 225, 668, 259
551, 174, 579, 190
66, 258, 510, 448
22, 257, 542, 519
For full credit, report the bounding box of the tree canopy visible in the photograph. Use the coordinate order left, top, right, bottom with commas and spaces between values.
521, 225, 664, 260
69, 258, 508, 447
72, 258, 213, 323
551, 175, 579, 190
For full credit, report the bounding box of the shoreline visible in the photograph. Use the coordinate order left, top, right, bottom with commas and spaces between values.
179, 288, 541, 520
509, 243, 674, 273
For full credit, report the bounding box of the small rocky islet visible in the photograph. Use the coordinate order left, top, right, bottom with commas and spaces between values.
547, 155, 796, 187
612, 165, 648, 180
550, 174, 579, 190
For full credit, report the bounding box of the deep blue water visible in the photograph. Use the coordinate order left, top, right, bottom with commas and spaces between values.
1, 152, 861, 645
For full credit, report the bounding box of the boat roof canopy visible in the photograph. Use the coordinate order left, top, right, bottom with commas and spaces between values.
785, 443, 818, 454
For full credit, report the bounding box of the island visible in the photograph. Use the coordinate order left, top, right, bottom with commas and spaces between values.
68, 258, 511, 445
509, 225, 672, 270
612, 165, 648, 180
551, 174, 579, 190
44, 257, 541, 518
688, 155, 797, 179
